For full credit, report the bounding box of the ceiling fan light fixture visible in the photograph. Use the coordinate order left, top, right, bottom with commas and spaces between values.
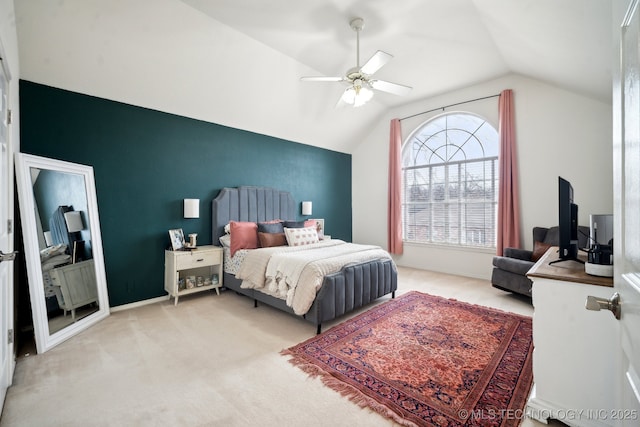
342, 82, 373, 107
301, 17, 411, 107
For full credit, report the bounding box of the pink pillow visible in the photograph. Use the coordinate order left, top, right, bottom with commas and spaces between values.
230, 221, 258, 256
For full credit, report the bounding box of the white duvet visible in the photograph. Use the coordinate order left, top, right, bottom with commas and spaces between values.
235, 239, 394, 315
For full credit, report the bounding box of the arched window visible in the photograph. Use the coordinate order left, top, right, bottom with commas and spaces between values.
402, 112, 499, 248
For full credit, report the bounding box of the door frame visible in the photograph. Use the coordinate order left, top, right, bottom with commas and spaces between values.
0, 34, 16, 414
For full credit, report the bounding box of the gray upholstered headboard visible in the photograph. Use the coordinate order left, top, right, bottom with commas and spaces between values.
211, 186, 296, 246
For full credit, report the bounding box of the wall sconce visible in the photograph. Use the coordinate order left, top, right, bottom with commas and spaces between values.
63, 211, 84, 232
302, 201, 313, 216
184, 198, 200, 219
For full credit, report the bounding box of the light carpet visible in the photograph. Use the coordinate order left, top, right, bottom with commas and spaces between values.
2, 267, 551, 426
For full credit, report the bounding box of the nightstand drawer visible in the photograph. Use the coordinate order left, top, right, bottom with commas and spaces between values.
175, 250, 221, 270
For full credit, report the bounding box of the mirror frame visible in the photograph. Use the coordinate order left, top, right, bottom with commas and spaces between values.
15, 153, 110, 353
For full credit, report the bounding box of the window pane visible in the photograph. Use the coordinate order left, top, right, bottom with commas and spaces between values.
402, 112, 498, 248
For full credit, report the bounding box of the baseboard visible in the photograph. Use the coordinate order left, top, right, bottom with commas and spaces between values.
110, 295, 169, 312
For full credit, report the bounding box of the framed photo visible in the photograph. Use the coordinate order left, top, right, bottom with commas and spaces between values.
168, 228, 185, 251
310, 218, 325, 239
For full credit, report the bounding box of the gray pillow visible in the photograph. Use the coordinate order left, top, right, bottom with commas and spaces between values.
258, 221, 284, 233
282, 220, 305, 228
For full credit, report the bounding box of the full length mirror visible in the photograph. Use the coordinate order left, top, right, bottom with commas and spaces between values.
15, 153, 110, 353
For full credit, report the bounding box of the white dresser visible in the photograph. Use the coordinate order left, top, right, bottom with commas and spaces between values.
526, 247, 616, 427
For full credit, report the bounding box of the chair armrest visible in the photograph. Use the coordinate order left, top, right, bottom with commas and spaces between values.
504, 247, 533, 261
492, 256, 535, 276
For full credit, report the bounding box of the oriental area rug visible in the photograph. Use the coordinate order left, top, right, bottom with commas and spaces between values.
282, 291, 533, 427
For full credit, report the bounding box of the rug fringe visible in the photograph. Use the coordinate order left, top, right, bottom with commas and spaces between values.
281, 350, 418, 427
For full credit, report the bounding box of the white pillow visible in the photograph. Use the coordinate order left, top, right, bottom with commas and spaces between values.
40, 243, 68, 261
219, 234, 231, 248
284, 226, 319, 247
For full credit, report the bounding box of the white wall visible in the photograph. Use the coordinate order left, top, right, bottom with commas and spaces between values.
13, 0, 382, 154
352, 74, 613, 280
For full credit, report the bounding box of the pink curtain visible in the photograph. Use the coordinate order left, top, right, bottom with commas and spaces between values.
497, 89, 521, 255
388, 119, 403, 254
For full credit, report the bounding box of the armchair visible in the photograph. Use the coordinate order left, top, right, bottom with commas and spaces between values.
491, 226, 589, 297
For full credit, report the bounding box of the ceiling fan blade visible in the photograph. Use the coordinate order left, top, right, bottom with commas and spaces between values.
370, 79, 412, 96
360, 51, 393, 75
300, 76, 344, 82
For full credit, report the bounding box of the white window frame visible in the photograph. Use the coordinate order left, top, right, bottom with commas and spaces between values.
401, 112, 499, 249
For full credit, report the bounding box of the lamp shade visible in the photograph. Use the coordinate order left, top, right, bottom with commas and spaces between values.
44, 231, 53, 247
184, 198, 200, 218
64, 211, 84, 233
302, 201, 313, 216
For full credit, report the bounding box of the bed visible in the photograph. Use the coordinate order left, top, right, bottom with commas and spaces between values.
212, 186, 397, 333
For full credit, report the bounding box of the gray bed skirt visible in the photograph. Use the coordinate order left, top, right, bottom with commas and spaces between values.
223, 258, 397, 334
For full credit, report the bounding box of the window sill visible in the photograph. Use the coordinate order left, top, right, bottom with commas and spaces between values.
402, 241, 496, 255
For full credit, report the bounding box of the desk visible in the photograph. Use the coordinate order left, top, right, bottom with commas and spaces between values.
526, 247, 615, 427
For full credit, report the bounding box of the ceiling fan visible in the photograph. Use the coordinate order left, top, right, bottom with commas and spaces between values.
301, 17, 412, 107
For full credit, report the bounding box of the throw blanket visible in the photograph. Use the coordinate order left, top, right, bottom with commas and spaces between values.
236, 240, 393, 315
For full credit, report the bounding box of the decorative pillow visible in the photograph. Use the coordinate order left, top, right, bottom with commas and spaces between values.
219, 234, 231, 248
258, 221, 284, 233
304, 219, 324, 239
40, 243, 68, 261
531, 240, 553, 262
258, 232, 287, 248
230, 221, 258, 256
284, 226, 319, 247
283, 220, 305, 228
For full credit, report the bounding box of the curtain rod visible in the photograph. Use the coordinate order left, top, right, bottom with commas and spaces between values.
399, 93, 501, 121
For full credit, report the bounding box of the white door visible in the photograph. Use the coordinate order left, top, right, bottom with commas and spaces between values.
617, 1, 640, 424
0, 56, 15, 412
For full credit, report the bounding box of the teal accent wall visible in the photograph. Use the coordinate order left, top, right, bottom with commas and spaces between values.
19, 80, 352, 306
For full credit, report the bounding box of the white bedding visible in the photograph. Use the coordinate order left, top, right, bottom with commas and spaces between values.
235, 239, 394, 315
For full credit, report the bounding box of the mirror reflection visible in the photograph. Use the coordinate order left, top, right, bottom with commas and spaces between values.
16, 153, 110, 354
30, 167, 99, 333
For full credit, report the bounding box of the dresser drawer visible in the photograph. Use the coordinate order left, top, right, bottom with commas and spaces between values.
175, 250, 221, 270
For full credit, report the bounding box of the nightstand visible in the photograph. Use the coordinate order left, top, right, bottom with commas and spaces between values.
164, 245, 223, 305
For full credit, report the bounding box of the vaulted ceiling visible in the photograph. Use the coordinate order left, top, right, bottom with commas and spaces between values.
15, 0, 612, 153
183, 0, 612, 104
